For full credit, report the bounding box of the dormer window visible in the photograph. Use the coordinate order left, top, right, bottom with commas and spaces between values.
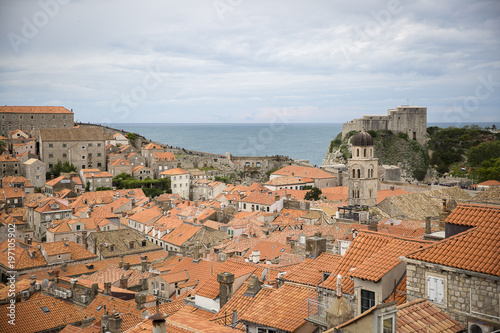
129, 241, 135, 249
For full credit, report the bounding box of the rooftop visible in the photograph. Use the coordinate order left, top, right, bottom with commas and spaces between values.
0, 106, 73, 114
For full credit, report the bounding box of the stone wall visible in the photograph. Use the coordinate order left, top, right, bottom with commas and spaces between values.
406, 260, 500, 327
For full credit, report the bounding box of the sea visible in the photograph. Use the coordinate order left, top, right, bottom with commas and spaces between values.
108, 122, 498, 167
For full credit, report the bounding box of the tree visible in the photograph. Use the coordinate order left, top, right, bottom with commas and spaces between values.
0, 140, 6, 154
127, 133, 137, 141
474, 157, 500, 182
467, 141, 500, 167
304, 187, 322, 201
48, 160, 78, 178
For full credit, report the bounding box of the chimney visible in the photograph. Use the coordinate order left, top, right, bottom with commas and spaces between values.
118, 256, 124, 268
29, 274, 37, 293
139, 278, 148, 291
135, 293, 146, 310
305, 234, 326, 258
425, 216, 432, 234
61, 262, 67, 272
217, 272, 235, 308
107, 310, 123, 333
141, 258, 148, 273
251, 250, 260, 263
124, 262, 130, 270
336, 275, 342, 298
54, 270, 59, 283
166, 211, 171, 217
243, 275, 261, 297
82, 231, 88, 249
104, 281, 112, 295
119, 275, 128, 289
368, 219, 378, 232
151, 310, 167, 333
64, 239, 69, 246
274, 195, 280, 202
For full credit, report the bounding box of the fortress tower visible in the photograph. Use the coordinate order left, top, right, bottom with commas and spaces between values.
347, 131, 378, 207
342, 106, 427, 145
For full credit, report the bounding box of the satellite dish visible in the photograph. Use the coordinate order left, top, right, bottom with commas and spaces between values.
260, 268, 268, 282
41, 279, 49, 290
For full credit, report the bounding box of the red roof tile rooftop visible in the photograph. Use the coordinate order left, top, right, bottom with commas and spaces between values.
0, 106, 73, 113
396, 299, 464, 332
406, 204, 500, 277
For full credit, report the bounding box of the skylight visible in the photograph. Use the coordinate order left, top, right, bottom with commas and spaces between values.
41, 306, 50, 313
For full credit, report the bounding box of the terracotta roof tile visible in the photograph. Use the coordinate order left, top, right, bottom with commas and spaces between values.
406, 204, 500, 276
0, 295, 86, 333
272, 166, 335, 179
83, 293, 141, 319
160, 167, 188, 176
0, 106, 72, 114
154, 152, 177, 161
239, 283, 314, 332
445, 203, 500, 227
396, 299, 464, 332
161, 222, 201, 247
143, 143, 163, 150
282, 252, 341, 286
211, 281, 275, 330
323, 231, 431, 291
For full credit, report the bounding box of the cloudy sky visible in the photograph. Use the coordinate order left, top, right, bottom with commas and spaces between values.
1, 0, 499, 124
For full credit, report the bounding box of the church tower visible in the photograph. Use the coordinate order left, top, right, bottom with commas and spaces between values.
347, 131, 378, 206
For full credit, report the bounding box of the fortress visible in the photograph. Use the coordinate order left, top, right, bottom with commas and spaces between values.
341, 106, 427, 145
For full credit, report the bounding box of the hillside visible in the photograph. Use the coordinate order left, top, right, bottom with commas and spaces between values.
323, 125, 499, 183
324, 130, 429, 181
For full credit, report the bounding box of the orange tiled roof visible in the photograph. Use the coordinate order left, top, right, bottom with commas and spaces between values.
0, 154, 19, 162
45, 175, 67, 187
384, 274, 407, 305
0, 239, 47, 270
161, 222, 201, 247
154, 152, 177, 161
323, 231, 431, 292
406, 205, 500, 276
211, 281, 275, 330
109, 158, 131, 166
160, 167, 188, 176
265, 175, 311, 186
0, 279, 32, 301
477, 180, 500, 186
143, 143, 163, 150
0, 106, 72, 114
396, 299, 464, 333
282, 252, 341, 286
244, 240, 292, 261
129, 205, 162, 224
240, 191, 279, 205
83, 293, 141, 319
0, 295, 86, 333
42, 241, 97, 260
239, 283, 314, 332
445, 203, 500, 227
272, 165, 335, 179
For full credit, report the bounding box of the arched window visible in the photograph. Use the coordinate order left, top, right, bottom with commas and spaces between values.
353, 169, 356, 178
357, 149, 359, 157
357, 169, 360, 178
364, 149, 366, 157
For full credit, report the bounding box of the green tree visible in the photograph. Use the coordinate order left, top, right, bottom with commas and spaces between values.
127, 133, 137, 141
304, 187, 322, 201
474, 157, 500, 182
0, 140, 6, 154
48, 160, 78, 178
467, 141, 500, 167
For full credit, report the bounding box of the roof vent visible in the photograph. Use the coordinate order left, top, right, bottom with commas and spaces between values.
41, 306, 50, 314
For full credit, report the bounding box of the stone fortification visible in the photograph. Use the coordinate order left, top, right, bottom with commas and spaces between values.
342, 106, 427, 145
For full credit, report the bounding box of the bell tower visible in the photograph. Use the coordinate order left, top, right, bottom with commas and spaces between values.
347, 131, 378, 207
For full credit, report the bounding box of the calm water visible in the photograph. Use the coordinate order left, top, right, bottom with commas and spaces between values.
108, 122, 497, 166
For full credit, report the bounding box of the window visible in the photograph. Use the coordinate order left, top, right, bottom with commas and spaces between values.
88, 153, 92, 158
82, 156, 85, 160
427, 276, 444, 305
48, 154, 53, 158
382, 316, 395, 333
360, 289, 375, 313
53, 115, 55, 119
48, 143, 53, 148
41, 115, 45, 119
81, 145, 85, 149
161, 283, 165, 291
257, 328, 277, 333
76, 224, 81, 231
88, 143, 92, 147
97, 143, 101, 147
129, 241, 135, 249
62, 153, 67, 158
97, 153, 101, 157
62, 143, 67, 148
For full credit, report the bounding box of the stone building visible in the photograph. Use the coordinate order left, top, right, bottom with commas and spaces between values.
159, 168, 190, 200
402, 204, 500, 329
0, 106, 74, 137
150, 152, 178, 179
26, 197, 73, 240
347, 131, 378, 207
342, 106, 427, 145
38, 127, 108, 171
22, 158, 46, 188
0, 154, 21, 178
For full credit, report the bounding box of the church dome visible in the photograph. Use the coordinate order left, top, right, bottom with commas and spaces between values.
351, 132, 373, 146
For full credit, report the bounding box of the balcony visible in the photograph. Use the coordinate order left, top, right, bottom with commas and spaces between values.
305, 297, 329, 329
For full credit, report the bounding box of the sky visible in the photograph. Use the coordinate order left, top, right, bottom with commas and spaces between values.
1, 0, 499, 125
